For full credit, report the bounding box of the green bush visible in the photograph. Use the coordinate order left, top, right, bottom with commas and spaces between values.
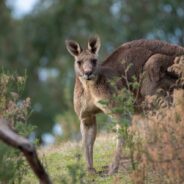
0, 71, 35, 183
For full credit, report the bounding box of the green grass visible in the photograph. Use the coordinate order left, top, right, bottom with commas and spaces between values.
22, 134, 132, 184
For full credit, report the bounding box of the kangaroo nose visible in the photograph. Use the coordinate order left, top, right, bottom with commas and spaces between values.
85, 71, 92, 76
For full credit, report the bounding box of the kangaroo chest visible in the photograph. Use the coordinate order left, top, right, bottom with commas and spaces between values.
82, 92, 99, 112
74, 81, 102, 119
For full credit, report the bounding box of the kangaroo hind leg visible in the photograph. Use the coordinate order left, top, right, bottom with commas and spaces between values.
80, 116, 97, 174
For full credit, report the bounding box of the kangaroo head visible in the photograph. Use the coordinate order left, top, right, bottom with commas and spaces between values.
65, 36, 101, 80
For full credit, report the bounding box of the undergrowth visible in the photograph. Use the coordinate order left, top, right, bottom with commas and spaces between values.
0, 71, 35, 183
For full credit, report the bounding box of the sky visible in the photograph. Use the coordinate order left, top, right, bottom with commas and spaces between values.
7, 0, 38, 18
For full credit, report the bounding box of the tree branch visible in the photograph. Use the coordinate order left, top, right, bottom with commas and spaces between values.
0, 119, 52, 184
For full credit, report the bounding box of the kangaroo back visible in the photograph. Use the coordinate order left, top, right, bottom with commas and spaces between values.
102, 39, 184, 83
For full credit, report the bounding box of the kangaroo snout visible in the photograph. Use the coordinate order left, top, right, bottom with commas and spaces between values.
84, 71, 93, 76
84, 70, 94, 80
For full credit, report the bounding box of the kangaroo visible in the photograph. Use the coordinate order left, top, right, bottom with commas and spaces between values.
65, 36, 184, 174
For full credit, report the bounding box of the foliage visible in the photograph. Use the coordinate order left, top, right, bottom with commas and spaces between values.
0, 71, 35, 183
60, 153, 86, 184
101, 71, 140, 169
130, 89, 184, 184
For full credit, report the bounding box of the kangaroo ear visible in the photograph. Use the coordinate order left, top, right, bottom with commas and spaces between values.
65, 40, 82, 57
88, 36, 101, 55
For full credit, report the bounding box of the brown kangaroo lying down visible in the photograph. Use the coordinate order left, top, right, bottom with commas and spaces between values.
65, 36, 184, 174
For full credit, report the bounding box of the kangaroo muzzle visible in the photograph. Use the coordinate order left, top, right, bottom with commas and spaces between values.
83, 70, 95, 80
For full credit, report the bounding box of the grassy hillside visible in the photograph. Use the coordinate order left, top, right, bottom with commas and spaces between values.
22, 133, 132, 184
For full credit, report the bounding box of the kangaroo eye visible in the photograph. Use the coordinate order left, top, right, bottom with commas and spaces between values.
77, 60, 82, 65
92, 59, 97, 66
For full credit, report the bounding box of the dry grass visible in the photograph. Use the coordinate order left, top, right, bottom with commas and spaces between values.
126, 56, 184, 184
130, 89, 184, 184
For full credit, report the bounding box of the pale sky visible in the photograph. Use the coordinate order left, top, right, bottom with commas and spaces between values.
7, 0, 38, 18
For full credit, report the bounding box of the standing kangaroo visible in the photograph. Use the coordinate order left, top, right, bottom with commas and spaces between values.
65, 36, 184, 174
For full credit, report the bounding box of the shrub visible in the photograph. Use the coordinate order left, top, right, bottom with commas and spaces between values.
0, 71, 35, 183
129, 55, 184, 184
131, 89, 184, 184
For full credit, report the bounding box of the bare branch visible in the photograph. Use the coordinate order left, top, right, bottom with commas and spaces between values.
0, 119, 52, 184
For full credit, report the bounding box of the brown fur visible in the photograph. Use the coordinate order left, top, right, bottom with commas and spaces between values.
65, 36, 184, 174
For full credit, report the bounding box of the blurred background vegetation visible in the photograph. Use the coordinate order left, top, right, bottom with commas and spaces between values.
1, 0, 184, 143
